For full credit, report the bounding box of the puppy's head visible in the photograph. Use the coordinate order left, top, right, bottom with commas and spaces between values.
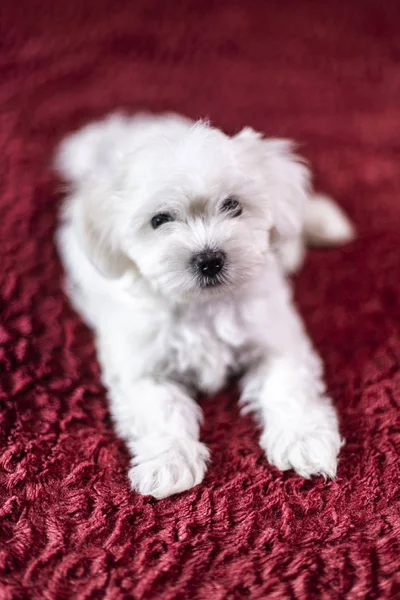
57, 114, 310, 302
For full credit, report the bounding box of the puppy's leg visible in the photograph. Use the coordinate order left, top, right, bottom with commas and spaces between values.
108, 377, 209, 499
97, 332, 209, 499
240, 278, 341, 478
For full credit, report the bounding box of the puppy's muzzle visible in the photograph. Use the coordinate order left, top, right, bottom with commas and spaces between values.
191, 249, 226, 287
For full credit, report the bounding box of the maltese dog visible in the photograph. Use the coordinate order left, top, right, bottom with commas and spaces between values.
55, 113, 354, 499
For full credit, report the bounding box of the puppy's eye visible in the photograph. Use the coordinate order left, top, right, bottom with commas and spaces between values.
151, 213, 175, 229
220, 197, 242, 217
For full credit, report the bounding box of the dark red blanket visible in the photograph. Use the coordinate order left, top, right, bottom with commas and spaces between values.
1, 1, 400, 598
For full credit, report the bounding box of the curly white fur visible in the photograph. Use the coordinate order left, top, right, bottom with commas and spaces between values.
56, 113, 354, 499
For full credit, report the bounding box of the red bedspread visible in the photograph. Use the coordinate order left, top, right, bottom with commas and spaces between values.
1, 1, 400, 598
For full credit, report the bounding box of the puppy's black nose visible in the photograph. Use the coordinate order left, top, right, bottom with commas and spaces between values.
192, 249, 226, 278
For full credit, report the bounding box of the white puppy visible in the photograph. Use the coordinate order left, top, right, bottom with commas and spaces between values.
55, 113, 354, 499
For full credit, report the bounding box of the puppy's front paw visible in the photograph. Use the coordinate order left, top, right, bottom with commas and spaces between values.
261, 424, 342, 479
128, 435, 210, 499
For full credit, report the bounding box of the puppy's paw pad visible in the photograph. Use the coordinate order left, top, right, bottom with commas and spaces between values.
262, 430, 341, 479
129, 436, 209, 499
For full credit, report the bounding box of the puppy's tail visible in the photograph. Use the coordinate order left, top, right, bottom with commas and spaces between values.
304, 194, 355, 247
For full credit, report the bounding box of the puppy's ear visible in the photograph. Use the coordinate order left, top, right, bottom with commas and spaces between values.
73, 196, 132, 279
56, 114, 132, 278
233, 128, 311, 239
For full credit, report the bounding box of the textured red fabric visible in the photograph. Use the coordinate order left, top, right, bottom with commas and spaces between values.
1, 1, 400, 598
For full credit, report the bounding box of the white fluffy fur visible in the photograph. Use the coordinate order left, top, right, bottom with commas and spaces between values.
56, 113, 353, 499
